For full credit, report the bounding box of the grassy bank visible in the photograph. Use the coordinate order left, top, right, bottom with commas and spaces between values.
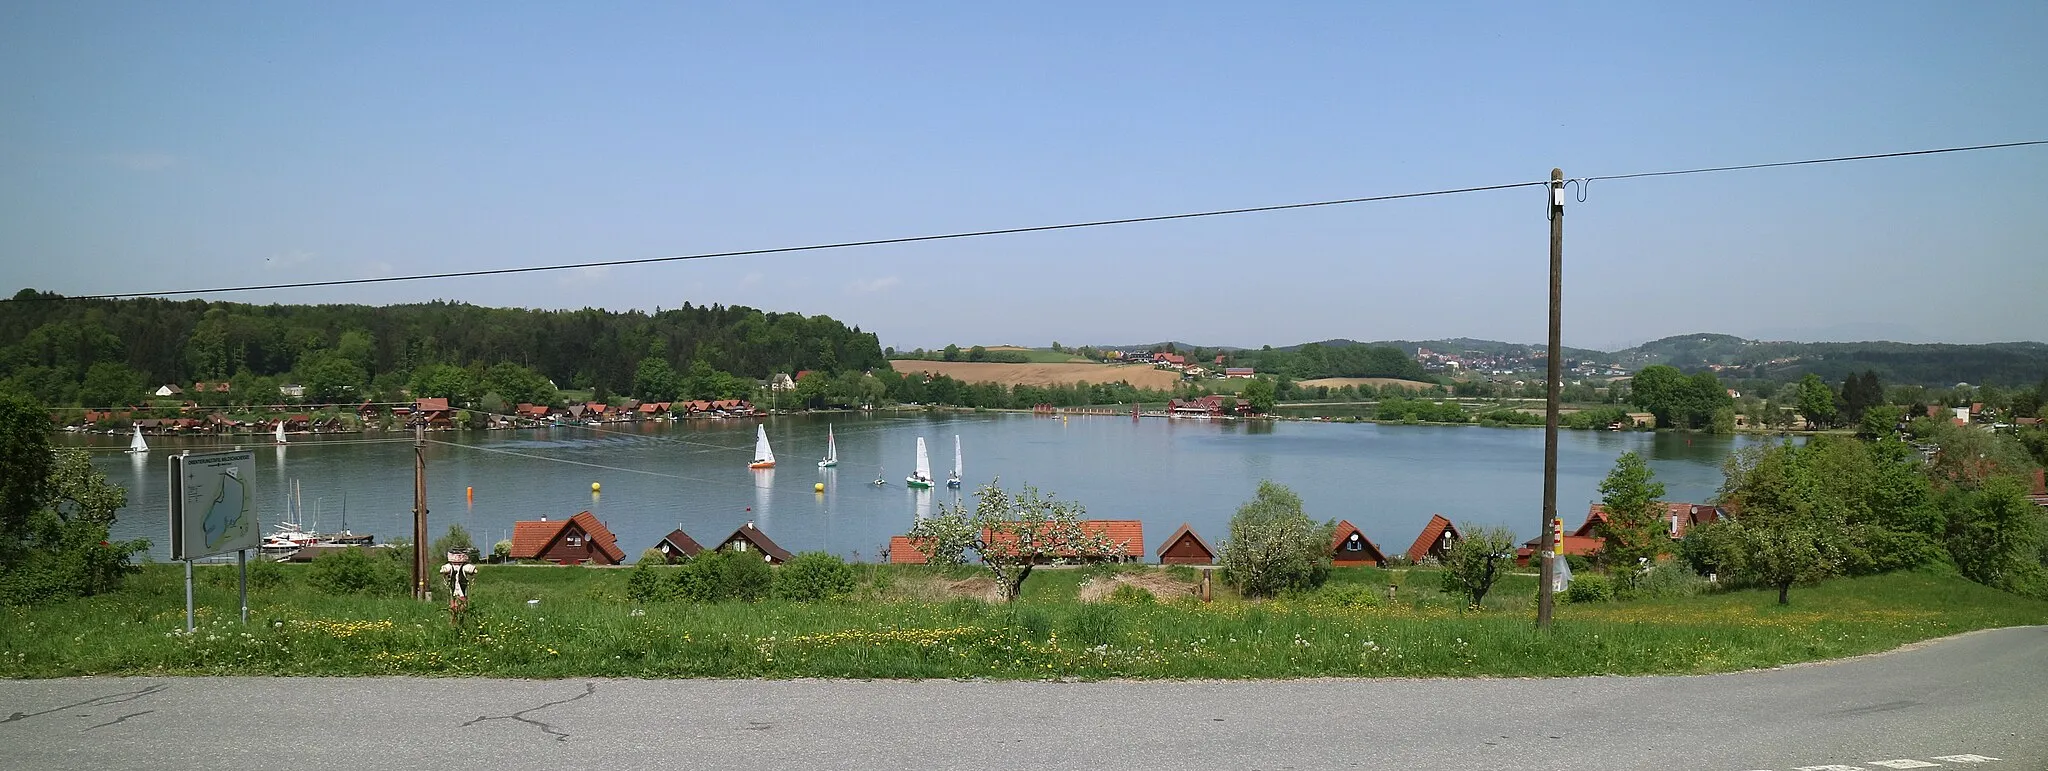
2, 564, 2040, 679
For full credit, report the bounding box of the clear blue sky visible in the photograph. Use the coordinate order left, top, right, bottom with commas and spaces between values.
4, 2, 2044, 351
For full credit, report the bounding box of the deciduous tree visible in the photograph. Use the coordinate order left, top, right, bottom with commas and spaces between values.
1595, 451, 1668, 573
1216, 481, 1330, 598
907, 481, 1121, 602
1438, 524, 1519, 607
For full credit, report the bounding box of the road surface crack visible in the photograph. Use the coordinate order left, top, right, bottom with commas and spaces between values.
85, 711, 154, 731
2, 684, 169, 725
460, 683, 596, 742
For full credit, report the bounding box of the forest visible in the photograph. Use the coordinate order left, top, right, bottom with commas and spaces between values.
0, 289, 886, 407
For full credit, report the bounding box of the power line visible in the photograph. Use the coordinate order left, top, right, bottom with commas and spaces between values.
9, 138, 2043, 303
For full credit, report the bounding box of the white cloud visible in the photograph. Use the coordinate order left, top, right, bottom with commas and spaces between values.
846, 276, 902, 294
99, 153, 179, 172
740, 271, 765, 287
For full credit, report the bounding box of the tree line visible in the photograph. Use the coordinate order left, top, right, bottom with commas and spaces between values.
0, 289, 886, 408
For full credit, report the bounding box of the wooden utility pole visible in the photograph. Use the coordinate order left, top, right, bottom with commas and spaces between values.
1538, 168, 1564, 629
413, 423, 429, 601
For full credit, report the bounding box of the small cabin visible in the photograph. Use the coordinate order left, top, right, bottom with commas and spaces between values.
1154, 523, 1217, 566
509, 511, 625, 565
1404, 514, 1461, 564
1329, 520, 1389, 568
717, 522, 792, 564
887, 535, 933, 565
650, 529, 703, 564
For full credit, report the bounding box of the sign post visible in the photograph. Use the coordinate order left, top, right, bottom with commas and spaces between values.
169, 449, 260, 632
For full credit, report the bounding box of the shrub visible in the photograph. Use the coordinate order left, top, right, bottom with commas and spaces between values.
677, 550, 775, 603
308, 547, 406, 596
1309, 583, 1383, 609
491, 540, 512, 563
1628, 561, 1709, 599
1564, 573, 1611, 603
430, 524, 476, 560
773, 552, 856, 603
625, 560, 674, 603
1218, 482, 1331, 598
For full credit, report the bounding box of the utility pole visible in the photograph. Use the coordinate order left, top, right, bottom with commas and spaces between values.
413, 422, 429, 601
1538, 168, 1564, 629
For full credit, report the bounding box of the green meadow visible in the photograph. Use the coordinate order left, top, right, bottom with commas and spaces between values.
2, 563, 2040, 679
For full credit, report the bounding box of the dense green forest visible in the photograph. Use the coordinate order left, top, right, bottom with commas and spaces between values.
0, 289, 885, 407
1616, 333, 2048, 387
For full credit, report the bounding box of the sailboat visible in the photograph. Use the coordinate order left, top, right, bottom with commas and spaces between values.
871, 465, 887, 486
817, 425, 838, 468
125, 424, 148, 454
749, 424, 777, 469
906, 437, 934, 489
946, 435, 962, 488
274, 419, 288, 444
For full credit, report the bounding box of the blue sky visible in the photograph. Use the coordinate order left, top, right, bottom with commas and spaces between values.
3, 2, 2044, 351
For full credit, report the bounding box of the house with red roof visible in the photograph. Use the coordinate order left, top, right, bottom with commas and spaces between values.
1330, 520, 1390, 567
509, 511, 625, 565
1155, 523, 1218, 566
2031, 468, 2047, 509
1224, 367, 1256, 379
887, 535, 936, 565
717, 522, 793, 564
649, 529, 703, 563
1405, 514, 1462, 563
980, 520, 1144, 564
412, 397, 453, 428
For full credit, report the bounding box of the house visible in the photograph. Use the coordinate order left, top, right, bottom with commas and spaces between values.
191, 381, 232, 394
1224, 367, 1256, 379
980, 520, 1144, 564
1515, 534, 1605, 566
1329, 520, 1390, 568
887, 535, 935, 565
516, 403, 551, 420
650, 529, 703, 563
584, 402, 610, 420
1155, 523, 1218, 566
153, 384, 184, 397
509, 511, 625, 565
413, 397, 453, 428
278, 384, 305, 399
718, 522, 793, 564
769, 373, 797, 392
1151, 353, 1186, 367
1575, 502, 1728, 541
2031, 468, 2048, 509
1168, 395, 1230, 417
1404, 514, 1461, 563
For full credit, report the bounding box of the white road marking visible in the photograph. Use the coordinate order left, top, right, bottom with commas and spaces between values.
1929, 756, 2000, 764
1794, 765, 1868, 771
1867, 761, 1941, 769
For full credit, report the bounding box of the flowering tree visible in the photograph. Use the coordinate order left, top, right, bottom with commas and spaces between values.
906, 481, 1121, 602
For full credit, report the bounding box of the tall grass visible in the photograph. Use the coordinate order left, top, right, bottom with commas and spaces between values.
1, 564, 2039, 679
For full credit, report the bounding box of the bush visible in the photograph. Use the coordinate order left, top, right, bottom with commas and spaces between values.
677, 550, 775, 603
491, 540, 512, 563
308, 547, 407, 596
625, 560, 674, 603
773, 552, 856, 603
1106, 583, 1156, 605
430, 524, 476, 561
1628, 562, 1709, 599
1309, 583, 1383, 609
200, 557, 287, 591
1218, 482, 1331, 598
1564, 573, 1611, 603
0, 515, 148, 606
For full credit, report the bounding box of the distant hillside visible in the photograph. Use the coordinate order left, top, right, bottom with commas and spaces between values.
1614, 333, 2048, 387
1363, 338, 1610, 361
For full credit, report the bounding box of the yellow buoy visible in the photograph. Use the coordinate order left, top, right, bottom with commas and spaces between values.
814, 482, 825, 493
590, 482, 601, 493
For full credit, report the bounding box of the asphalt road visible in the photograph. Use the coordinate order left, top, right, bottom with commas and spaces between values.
3, 626, 2043, 771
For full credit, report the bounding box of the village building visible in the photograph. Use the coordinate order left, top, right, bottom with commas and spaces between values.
717, 522, 793, 564
1405, 514, 1462, 563
1224, 367, 1257, 379
509, 511, 625, 565
153, 384, 184, 397
980, 520, 1144, 564
649, 529, 703, 563
1168, 395, 1230, 417
887, 535, 934, 565
1329, 520, 1390, 568
412, 397, 453, 428
1154, 523, 1217, 566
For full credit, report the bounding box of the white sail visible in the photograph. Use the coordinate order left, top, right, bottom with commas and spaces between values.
126, 424, 148, 453
908, 437, 933, 487
948, 435, 963, 487
275, 420, 288, 444
751, 424, 776, 467
819, 425, 838, 467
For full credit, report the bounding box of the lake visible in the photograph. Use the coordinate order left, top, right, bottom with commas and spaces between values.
71, 414, 1787, 563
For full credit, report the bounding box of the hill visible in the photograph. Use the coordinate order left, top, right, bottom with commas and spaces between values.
1613, 333, 2048, 387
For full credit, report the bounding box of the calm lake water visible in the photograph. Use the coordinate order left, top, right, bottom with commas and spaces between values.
71, 414, 1787, 563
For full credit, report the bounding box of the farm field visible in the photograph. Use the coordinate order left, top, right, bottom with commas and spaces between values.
891, 361, 1182, 390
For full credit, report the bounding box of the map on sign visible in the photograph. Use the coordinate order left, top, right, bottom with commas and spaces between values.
172, 450, 259, 560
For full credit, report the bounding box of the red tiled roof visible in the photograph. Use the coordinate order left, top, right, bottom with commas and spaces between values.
508, 511, 624, 563
1405, 514, 1461, 563
1579, 502, 1724, 539
888, 535, 933, 565
981, 520, 1144, 560
719, 522, 793, 563
415, 397, 451, 412
1155, 522, 1218, 559
1329, 519, 1389, 564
